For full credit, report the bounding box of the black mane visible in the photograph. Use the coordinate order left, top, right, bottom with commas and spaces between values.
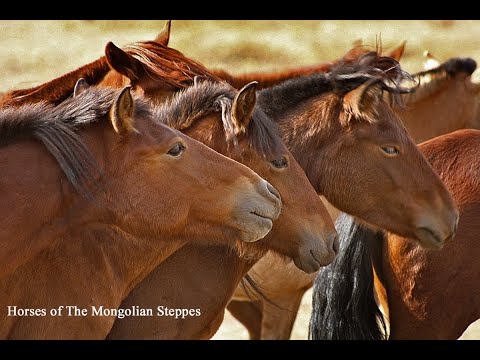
257, 51, 416, 120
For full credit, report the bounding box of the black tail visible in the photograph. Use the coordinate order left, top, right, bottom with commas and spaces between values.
308, 213, 387, 340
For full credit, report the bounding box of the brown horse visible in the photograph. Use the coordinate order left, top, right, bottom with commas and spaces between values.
226, 53, 480, 339
104, 44, 457, 338
310, 128, 480, 340
394, 56, 480, 143
100, 72, 339, 340
0, 85, 285, 339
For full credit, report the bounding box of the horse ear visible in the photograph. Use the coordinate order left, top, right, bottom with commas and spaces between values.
105, 41, 143, 82
232, 81, 258, 132
154, 20, 171, 46
423, 50, 441, 70
341, 81, 381, 127
342, 42, 369, 62
110, 86, 137, 136
73, 78, 89, 97
387, 40, 407, 61
193, 75, 204, 86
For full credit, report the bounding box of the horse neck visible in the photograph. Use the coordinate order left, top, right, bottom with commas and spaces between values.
211, 62, 333, 90
0, 225, 187, 339
67, 223, 188, 299
0, 57, 111, 107
0, 139, 74, 278
109, 244, 259, 340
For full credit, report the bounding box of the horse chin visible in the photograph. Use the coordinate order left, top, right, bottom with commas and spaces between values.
293, 248, 335, 274
237, 215, 273, 243
414, 227, 445, 250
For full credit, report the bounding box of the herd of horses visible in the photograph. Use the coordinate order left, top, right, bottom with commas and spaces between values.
1, 20, 479, 340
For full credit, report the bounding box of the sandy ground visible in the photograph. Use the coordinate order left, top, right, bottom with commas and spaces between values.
212, 288, 480, 340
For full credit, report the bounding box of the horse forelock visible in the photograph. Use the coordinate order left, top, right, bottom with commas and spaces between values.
156, 80, 284, 160
330, 51, 415, 93
327, 51, 420, 118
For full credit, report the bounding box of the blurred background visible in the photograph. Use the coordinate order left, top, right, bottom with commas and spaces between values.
1, 20, 479, 340
1, 20, 480, 92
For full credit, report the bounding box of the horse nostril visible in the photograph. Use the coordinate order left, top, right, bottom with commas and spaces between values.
266, 181, 281, 202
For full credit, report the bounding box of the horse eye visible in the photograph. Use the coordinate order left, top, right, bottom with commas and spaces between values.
271, 157, 288, 169
167, 143, 185, 157
381, 146, 400, 156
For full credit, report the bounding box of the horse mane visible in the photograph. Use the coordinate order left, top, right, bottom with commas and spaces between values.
395, 57, 478, 106
257, 50, 416, 123
156, 80, 284, 160
122, 41, 222, 88
210, 62, 334, 91
0, 86, 151, 197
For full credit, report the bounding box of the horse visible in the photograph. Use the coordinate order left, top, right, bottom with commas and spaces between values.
310, 128, 480, 340
225, 53, 480, 339
0, 84, 286, 339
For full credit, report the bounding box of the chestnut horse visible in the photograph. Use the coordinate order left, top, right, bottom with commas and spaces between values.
309, 58, 480, 340
226, 54, 480, 339
310, 128, 480, 340
0, 31, 338, 339
0, 85, 284, 339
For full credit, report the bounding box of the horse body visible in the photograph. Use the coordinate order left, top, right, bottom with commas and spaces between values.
382, 129, 480, 339
0, 85, 283, 339
108, 245, 255, 339
310, 129, 480, 340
